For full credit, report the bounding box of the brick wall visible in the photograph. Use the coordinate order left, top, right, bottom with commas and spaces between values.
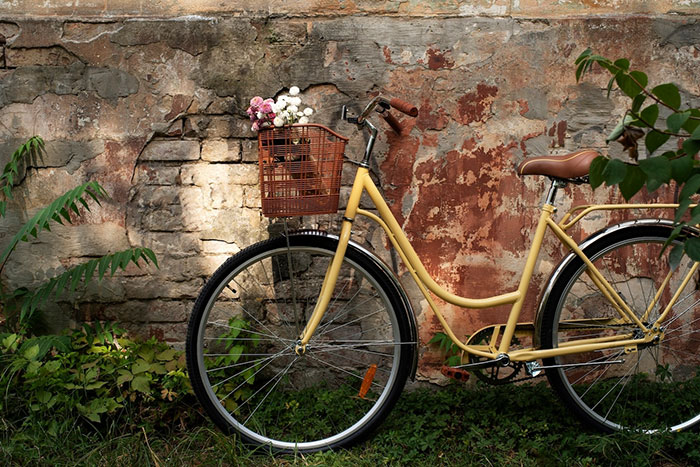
1, 4, 699, 380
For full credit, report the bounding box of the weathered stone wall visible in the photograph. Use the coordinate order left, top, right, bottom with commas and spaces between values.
1, 2, 699, 380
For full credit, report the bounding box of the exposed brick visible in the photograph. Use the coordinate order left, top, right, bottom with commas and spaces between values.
140, 140, 200, 161
201, 138, 241, 162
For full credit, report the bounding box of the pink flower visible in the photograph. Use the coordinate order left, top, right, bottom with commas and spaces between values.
250, 96, 263, 107
252, 121, 260, 131
260, 102, 273, 114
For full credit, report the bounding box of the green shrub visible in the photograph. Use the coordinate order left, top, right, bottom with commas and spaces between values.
0, 321, 195, 440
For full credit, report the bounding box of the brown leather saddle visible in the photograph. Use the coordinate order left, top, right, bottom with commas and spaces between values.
517, 149, 600, 181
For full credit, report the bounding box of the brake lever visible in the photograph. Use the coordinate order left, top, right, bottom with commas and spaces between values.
341, 105, 359, 124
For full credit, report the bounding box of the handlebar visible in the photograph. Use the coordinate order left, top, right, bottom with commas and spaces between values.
343, 96, 418, 136
341, 95, 418, 167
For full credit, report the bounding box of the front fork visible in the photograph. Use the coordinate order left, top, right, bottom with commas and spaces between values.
294, 218, 354, 355
294, 169, 368, 355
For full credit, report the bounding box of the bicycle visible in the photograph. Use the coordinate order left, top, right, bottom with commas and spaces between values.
185, 95, 700, 453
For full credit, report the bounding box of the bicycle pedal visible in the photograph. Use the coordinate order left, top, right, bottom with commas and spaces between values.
441, 366, 470, 382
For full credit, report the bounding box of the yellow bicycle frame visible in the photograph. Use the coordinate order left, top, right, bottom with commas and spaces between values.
297, 166, 696, 363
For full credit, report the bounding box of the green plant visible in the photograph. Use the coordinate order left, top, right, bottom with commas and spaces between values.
0, 321, 194, 438
0, 137, 158, 331
575, 49, 700, 262
429, 331, 463, 366
206, 316, 260, 412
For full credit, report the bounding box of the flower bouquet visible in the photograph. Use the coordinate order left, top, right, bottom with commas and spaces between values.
248, 87, 347, 218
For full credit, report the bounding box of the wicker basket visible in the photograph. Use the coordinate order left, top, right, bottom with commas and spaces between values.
258, 124, 348, 217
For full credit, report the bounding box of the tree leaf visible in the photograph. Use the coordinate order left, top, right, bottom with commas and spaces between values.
680, 174, 700, 202
603, 158, 627, 186
684, 237, 700, 262
629, 70, 648, 89
631, 94, 647, 113
613, 58, 630, 71
616, 72, 644, 98
589, 156, 608, 189
652, 83, 681, 110
683, 138, 700, 158
671, 155, 694, 183
619, 165, 645, 200
669, 243, 685, 270
667, 111, 691, 133
645, 130, 670, 155
640, 104, 659, 126
692, 125, 700, 141
639, 156, 671, 191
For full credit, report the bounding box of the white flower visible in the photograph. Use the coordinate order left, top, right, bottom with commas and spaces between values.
290, 97, 302, 106
299, 116, 309, 124
289, 86, 300, 96
304, 107, 313, 116
276, 98, 287, 109
273, 116, 285, 127
288, 105, 298, 113
256, 112, 263, 119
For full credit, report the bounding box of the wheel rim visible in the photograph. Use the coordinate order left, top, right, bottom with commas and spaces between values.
194, 245, 402, 450
552, 234, 700, 432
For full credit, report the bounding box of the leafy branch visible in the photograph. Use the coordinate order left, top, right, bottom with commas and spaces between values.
18, 248, 158, 322
0, 137, 159, 331
0, 181, 109, 273
575, 49, 700, 261
0, 136, 44, 217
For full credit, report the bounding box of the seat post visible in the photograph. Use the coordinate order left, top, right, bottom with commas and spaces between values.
545, 178, 567, 206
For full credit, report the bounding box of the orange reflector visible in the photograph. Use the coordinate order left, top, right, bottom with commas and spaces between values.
358, 364, 378, 399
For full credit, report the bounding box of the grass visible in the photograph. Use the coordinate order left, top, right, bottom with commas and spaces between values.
2, 381, 700, 466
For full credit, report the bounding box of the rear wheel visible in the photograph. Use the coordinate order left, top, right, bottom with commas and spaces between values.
541, 224, 700, 432
186, 233, 414, 452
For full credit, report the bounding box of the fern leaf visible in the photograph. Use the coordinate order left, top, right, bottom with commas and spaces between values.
19, 248, 158, 323
0, 136, 45, 218
0, 181, 109, 267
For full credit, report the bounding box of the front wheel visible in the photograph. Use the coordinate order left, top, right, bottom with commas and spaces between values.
540, 223, 700, 433
186, 233, 414, 452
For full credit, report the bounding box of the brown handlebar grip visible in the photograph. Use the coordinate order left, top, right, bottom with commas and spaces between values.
389, 98, 418, 117
382, 112, 404, 135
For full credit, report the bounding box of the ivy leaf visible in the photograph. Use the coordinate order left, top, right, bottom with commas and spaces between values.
619, 165, 645, 200
667, 111, 691, 133
645, 130, 670, 155
652, 83, 681, 110
589, 156, 609, 189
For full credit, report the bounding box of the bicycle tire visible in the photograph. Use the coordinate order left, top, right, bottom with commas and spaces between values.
186, 232, 414, 452
540, 222, 700, 433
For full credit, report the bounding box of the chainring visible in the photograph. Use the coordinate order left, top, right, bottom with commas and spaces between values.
467, 327, 525, 385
